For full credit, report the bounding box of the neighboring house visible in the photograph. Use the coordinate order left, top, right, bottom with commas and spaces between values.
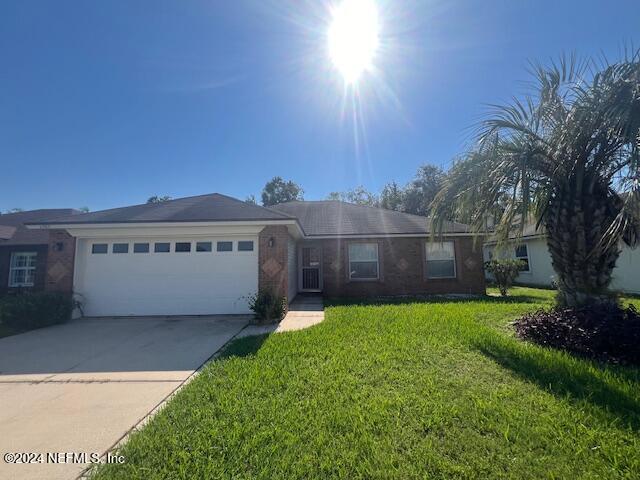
27, 193, 485, 317
483, 224, 640, 294
0, 209, 80, 295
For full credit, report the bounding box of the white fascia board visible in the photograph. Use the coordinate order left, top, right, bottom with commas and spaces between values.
30, 220, 300, 239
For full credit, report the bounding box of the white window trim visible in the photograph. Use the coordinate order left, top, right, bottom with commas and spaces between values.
425, 241, 457, 279
8, 252, 37, 287
348, 242, 379, 281
515, 244, 531, 273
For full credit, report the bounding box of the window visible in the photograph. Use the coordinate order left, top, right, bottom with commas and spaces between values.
217, 241, 232, 252
8, 252, 37, 287
515, 244, 530, 272
175, 242, 191, 252
134, 243, 149, 253
348, 243, 379, 280
238, 241, 254, 251
154, 242, 170, 253
426, 241, 456, 279
92, 244, 108, 254
196, 242, 212, 252
113, 243, 129, 254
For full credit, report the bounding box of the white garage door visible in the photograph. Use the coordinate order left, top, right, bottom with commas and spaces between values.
75, 237, 258, 316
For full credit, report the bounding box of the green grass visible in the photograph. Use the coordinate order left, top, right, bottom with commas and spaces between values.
92, 288, 640, 479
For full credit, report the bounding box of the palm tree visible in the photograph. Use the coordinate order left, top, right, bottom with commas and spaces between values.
431, 53, 640, 308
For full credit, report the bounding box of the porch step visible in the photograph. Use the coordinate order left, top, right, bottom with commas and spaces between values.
237, 295, 324, 338
289, 295, 323, 312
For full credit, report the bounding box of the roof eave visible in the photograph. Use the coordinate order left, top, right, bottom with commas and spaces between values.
303, 232, 482, 239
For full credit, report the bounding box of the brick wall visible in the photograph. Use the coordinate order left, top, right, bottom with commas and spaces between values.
0, 244, 48, 294
258, 225, 289, 301
320, 236, 485, 298
44, 229, 76, 294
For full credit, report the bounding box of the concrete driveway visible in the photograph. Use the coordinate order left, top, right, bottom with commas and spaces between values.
0, 315, 249, 480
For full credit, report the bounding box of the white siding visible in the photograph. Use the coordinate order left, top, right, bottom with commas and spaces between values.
611, 246, 640, 294
484, 238, 640, 294
74, 236, 258, 316
485, 238, 557, 287
287, 236, 298, 303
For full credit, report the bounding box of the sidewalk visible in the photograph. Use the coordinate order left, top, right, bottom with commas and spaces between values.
238, 295, 324, 338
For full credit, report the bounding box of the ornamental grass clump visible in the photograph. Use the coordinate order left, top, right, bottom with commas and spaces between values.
247, 289, 286, 324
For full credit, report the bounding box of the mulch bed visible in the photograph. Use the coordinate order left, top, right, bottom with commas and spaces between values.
513, 304, 640, 366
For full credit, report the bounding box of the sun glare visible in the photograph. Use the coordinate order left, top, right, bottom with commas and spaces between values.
328, 0, 380, 84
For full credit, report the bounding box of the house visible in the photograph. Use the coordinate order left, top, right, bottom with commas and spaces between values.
27, 193, 486, 317
483, 224, 640, 294
0, 209, 80, 295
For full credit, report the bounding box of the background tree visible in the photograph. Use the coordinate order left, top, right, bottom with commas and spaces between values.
78, 206, 90, 213
326, 186, 378, 206
147, 195, 172, 204
431, 54, 640, 309
5, 208, 24, 213
261, 177, 304, 206
402, 165, 445, 216
245, 195, 257, 205
380, 181, 404, 211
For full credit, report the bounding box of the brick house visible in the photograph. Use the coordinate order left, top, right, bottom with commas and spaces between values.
27, 194, 485, 317
0, 209, 79, 295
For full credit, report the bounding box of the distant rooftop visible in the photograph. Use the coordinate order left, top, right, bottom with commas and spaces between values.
0, 209, 80, 245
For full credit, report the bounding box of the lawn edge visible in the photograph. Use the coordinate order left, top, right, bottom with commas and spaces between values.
78, 322, 255, 480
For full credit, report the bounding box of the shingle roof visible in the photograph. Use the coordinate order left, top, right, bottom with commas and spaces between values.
270, 201, 470, 236
0, 209, 80, 245
30, 193, 294, 225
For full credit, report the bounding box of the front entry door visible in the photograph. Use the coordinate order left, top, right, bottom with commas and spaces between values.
300, 246, 322, 291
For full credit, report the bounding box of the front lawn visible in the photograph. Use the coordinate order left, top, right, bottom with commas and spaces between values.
93, 288, 640, 479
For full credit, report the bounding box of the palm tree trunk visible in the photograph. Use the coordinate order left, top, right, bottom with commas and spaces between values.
545, 180, 621, 308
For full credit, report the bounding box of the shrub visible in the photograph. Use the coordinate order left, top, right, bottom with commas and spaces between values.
0, 292, 76, 331
484, 259, 525, 296
513, 304, 640, 365
247, 289, 286, 323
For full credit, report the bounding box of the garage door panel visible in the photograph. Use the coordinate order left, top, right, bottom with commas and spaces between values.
76, 238, 258, 316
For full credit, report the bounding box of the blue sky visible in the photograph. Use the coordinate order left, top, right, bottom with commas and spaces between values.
1, 0, 639, 212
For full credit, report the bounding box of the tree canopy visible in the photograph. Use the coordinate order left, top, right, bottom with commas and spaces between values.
327, 186, 379, 206
146, 195, 172, 204
261, 177, 304, 206
431, 53, 640, 307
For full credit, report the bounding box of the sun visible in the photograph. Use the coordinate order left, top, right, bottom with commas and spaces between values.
328, 0, 380, 84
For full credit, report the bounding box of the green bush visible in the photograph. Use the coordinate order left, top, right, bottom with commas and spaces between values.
247, 289, 286, 323
0, 292, 76, 331
484, 259, 526, 296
